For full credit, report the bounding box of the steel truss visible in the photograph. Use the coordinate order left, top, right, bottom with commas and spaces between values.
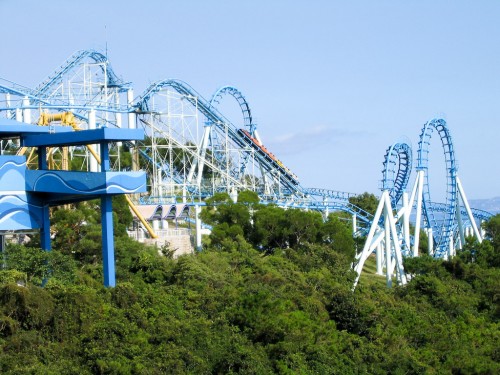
0, 51, 493, 278
355, 119, 493, 287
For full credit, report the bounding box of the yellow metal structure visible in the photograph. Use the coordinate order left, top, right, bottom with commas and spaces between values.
38, 111, 77, 127
32, 111, 159, 239
83, 145, 158, 239
37, 111, 75, 170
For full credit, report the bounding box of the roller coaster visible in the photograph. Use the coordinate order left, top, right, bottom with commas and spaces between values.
0, 49, 493, 287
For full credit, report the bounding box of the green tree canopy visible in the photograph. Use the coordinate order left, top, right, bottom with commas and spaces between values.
349, 192, 379, 215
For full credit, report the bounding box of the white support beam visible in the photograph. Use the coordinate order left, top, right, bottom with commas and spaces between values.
5, 93, 11, 119
456, 176, 482, 243
427, 228, 433, 256
402, 192, 411, 252
353, 191, 389, 288
413, 171, 425, 257
385, 214, 392, 288
195, 205, 202, 251
376, 243, 383, 275
22, 96, 31, 123
194, 125, 212, 186
455, 202, 465, 250
382, 193, 406, 285
127, 89, 136, 129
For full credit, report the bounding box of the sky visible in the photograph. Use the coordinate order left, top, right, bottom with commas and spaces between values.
0, 0, 499, 200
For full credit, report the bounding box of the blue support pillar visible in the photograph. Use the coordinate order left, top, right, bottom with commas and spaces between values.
38, 147, 51, 251
100, 141, 115, 287
100, 141, 110, 171
38, 146, 47, 170
101, 195, 115, 287
1, 235, 5, 269
40, 204, 51, 251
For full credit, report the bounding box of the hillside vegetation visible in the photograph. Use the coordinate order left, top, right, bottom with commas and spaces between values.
0, 194, 498, 374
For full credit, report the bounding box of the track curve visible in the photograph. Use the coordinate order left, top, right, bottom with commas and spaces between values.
135, 79, 303, 193
381, 142, 412, 207
33, 49, 124, 97
417, 118, 458, 257
209, 86, 255, 132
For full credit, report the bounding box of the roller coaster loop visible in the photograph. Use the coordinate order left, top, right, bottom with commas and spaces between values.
416, 118, 457, 257
209, 86, 255, 133
381, 142, 412, 208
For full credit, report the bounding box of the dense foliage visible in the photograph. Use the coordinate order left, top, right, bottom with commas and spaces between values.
0, 195, 498, 374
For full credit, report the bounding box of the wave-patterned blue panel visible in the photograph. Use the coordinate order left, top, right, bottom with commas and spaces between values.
0, 192, 42, 230
0, 156, 26, 191
105, 173, 147, 194
26, 171, 146, 195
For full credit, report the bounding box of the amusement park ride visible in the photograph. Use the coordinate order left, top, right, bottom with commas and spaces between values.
0, 49, 493, 287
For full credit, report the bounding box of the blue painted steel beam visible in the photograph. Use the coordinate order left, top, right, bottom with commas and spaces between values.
100, 138, 116, 287
40, 204, 51, 251
101, 195, 115, 287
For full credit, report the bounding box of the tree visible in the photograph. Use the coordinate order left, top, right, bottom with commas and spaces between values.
322, 214, 356, 260
349, 192, 379, 215
201, 192, 254, 250
482, 214, 500, 264
51, 202, 102, 263
112, 195, 134, 237
237, 190, 260, 205
286, 209, 323, 248
252, 205, 290, 251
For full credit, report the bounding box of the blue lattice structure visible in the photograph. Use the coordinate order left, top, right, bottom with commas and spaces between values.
416, 119, 458, 257
0, 49, 494, 289
0, 118, 146, 287
381, 142, 412, 208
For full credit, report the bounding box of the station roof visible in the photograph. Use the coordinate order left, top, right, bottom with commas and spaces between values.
0, 118, 144, 147
21, 127, 144, 147
0, 117, 72, 138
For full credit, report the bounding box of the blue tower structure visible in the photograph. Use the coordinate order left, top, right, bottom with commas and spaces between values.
0, 117, 147, 287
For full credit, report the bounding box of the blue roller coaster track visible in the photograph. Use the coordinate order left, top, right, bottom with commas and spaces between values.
0, 49, 493, 263
382, 142, 412, 207
209, 85, 255, 133
379, 118, 492, 258
209, 86, 256, 178
417, 119, 458, 257
33, 49, 127, 97
135, 79, 304, 194
134, 79, 375, 228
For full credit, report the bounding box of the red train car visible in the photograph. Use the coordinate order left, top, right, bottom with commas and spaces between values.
237, 129, 299, 184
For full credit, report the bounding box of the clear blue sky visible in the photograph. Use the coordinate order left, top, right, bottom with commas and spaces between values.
1, 0, 499, 200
